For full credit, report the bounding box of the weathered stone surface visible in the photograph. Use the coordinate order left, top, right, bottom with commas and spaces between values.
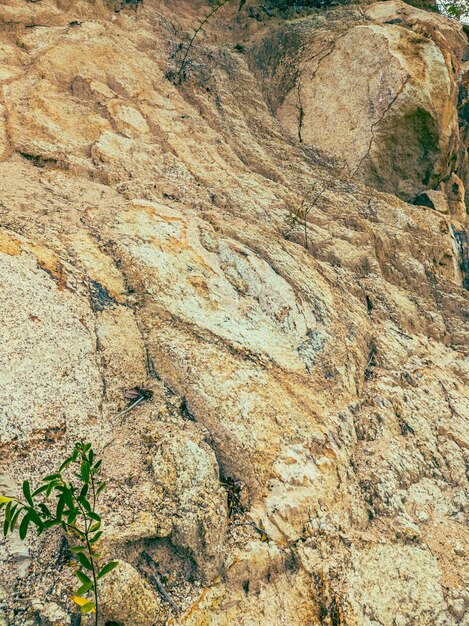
151, 426, 228, 581
252, 0, 469, 202
99, 560, 164, 626
0, 1, 467, 625
30, 603, 70, 626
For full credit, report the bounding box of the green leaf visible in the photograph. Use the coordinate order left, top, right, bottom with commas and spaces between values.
81, 461, 90, 484
22, 481, 33, 507
6, 503, 17, 523
43, 519, 61, 530
89, 521, 101, 533
9, 506, 22, 532
81, 601, 96, 614
63, 489, 74, 511
79, 484, 88, 499
3, 501, 14, 536
43, 473, 61, 482
56, 494, 66, 521
32, 484, 49, 498
4, 501, 12, 519
92, 460, 102, 474
45, 481, 56, 497
59, 457, 73, 473
76, 552, 93, 571
70, 526, 86, 540
89, 531, 102, 544
78, 496, 91, 513
67, 509, 78, 525
98, 561, 118, 579
76, 581, 94, 595
74, 570, 92, 584
19, 513, 31, 540
28, 508, 44, 529
39, 503, 52, 518
96, 483, 106, 496
88, 511, 100, 522
69, 546, 87, 554
3, 515, 9, 537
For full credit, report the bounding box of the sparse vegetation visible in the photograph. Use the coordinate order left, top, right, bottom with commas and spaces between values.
173, 0, 468, 85
0, 442, 117, 626
441, 0, 469, 19
176, 0, 236, 84
287, 181, 329, 249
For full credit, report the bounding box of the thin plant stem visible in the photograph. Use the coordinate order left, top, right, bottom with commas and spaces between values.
177, 0, 233, 83
85, 528, 99, 626
0, 442, 113, 626
74, 476, 99, 625
114, 395, 145, 420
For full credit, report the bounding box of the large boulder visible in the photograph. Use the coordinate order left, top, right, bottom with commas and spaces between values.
251, 1, 469, 203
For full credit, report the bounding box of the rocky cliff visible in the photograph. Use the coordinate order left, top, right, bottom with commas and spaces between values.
0, 0, 467, 624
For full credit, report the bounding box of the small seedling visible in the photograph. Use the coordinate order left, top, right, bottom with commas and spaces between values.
288, 197, 313, 249
0, 442, 117, 626
440, 0, 469, 19
288, 181, 328, 249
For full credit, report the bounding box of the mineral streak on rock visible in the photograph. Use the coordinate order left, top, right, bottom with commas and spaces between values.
0, 0, 467, 625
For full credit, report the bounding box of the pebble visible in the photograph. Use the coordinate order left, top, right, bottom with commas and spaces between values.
454, 542, 465, 556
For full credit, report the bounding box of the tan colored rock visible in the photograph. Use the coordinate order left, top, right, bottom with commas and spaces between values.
445, 172, 467, 221
0, 1, 467, 625
223, 540, 285, 592
32, 602, 70, 626
151, 426, 228, 581
179, 570, 317, 626
99, 560, 165, 626
414, 188, 450, 212
253, 1, 468, 202
347, 545, 450, 625
0, 231, 104, 445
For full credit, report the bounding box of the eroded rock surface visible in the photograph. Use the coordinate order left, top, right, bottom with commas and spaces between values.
0, 1, 467, 625
253, 1, 469, 204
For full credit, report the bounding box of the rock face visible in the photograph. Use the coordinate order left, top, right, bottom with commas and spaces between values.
0, 1, 467, 625
253, 1, 469, 203
100, 560, 165, 626
151, 426, 228, 581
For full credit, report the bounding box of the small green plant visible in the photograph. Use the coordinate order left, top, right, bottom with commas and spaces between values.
440, 0, 468, 19
0, 441, 117, 625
